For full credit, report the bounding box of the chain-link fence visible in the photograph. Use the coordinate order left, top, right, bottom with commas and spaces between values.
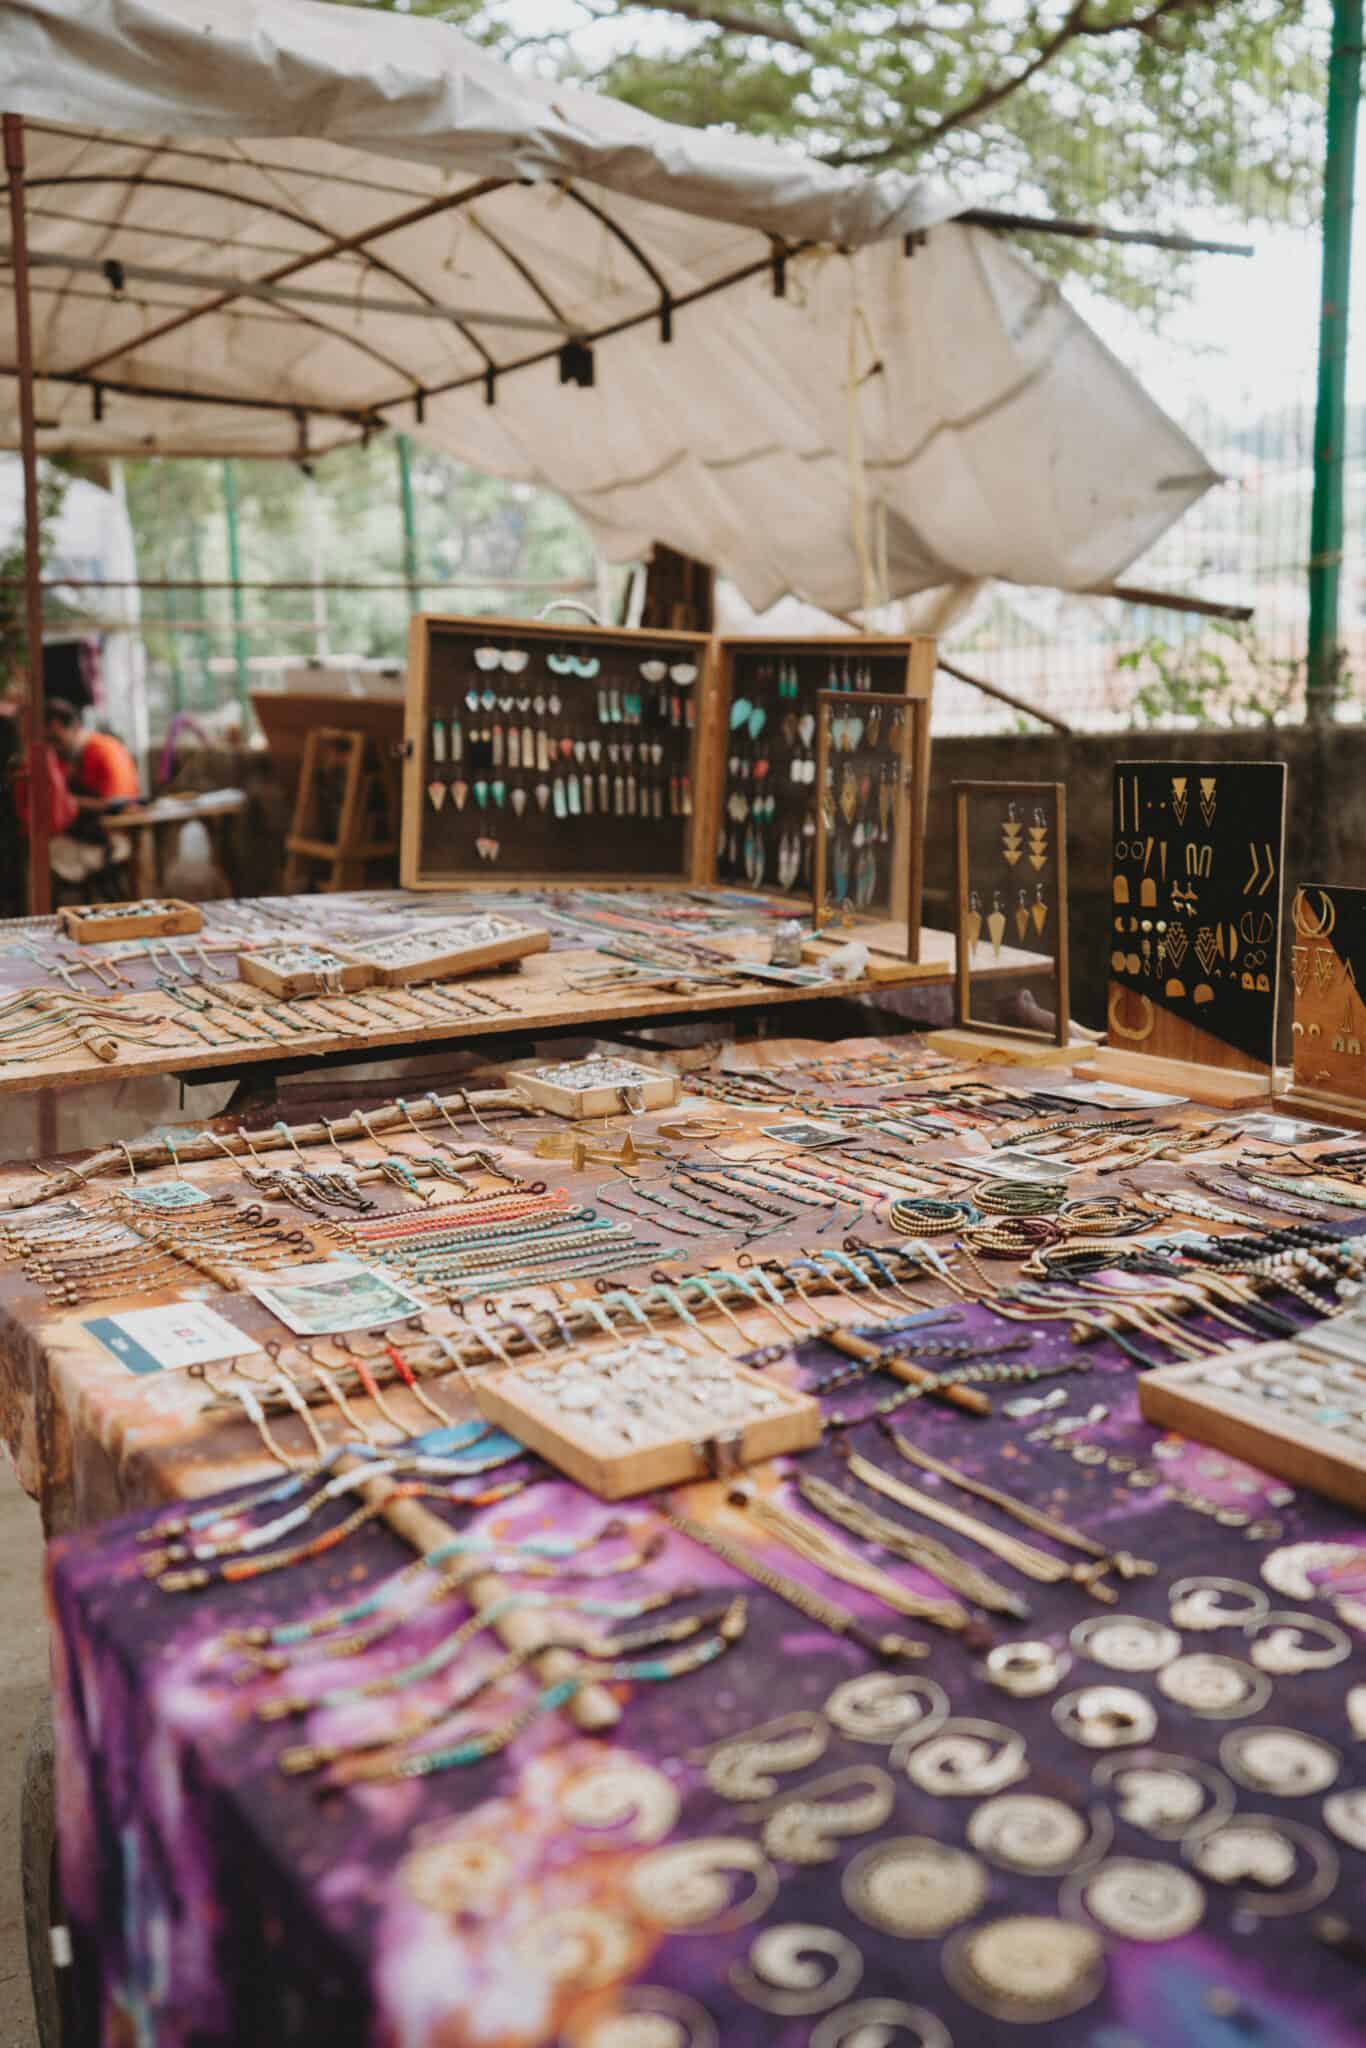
936, 4, 1340, 736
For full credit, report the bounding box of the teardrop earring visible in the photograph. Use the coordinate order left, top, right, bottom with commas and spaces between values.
966, 889, 983, 958
1031, 883, 1048, 937
987, 891, 1007, 957
1014, 888, 1030, 943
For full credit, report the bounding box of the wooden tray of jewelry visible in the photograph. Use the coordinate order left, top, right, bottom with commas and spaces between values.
238, 945, 375, 999
329, 915, 549, 985
474, 1340, 821, 1498
1138, 1334, 1366, 1511
512, 1056, 681, 1119
401, 612, 713, 887
57, 898, 203, 944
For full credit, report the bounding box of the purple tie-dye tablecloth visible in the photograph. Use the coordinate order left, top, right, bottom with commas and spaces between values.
49, 1314, 1366, 2047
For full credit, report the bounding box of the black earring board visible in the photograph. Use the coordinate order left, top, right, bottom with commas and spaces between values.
1109, 760, 1286, 1074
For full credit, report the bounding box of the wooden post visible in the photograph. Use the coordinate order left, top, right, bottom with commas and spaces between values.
3, 114, 52, 916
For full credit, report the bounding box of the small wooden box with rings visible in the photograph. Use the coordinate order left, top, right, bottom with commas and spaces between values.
1138, 1329, 1366, 1512
328, 915, 550, 986
473, 1335, 821, 1498
512, 1055, 681, 1120
237, 946, 375, 1000
57, 898, 203, 944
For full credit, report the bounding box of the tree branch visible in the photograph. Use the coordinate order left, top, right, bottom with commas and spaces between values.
613, 0, 812, 50
823, 0, 1226, 167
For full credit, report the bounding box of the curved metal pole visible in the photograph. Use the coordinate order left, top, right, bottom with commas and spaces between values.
3, 114, 50, 915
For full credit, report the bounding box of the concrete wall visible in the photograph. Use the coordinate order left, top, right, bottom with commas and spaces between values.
922, 724, 1349, 1037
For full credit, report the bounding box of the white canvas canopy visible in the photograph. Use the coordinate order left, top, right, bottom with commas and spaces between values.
0, 0, 1216, 614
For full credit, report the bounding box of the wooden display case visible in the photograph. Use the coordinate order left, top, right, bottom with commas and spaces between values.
707, 635, 934, 900
401, 613, 715, 887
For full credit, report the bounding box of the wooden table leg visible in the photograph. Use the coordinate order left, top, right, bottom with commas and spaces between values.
129, 826, 156, 900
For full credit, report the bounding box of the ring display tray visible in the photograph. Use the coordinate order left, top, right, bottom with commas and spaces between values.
238, 946, 374, 999
474, 1340, 822, 1498
513, 1057, 680, 1119
331, 916, 549, 985
58, 899, 203, 944
1138, 1328, 1366, 1512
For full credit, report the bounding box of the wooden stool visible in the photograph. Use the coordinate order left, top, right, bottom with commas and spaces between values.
283, 728, 397, 892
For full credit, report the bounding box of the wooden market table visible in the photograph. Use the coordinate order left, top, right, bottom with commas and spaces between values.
112, 788, 246, 898
0, 885, 1051, 1099
11, 1039, 1366, 2048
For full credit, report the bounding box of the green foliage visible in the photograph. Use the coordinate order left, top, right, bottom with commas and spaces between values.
122, 442, 596, 726
1116, 623, 1307, 727
0, 465, 68, 693
330, 0, 1323, 317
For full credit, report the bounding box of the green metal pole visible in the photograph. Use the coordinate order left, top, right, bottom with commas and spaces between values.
1307, 0, 1363, 722
188, 521, 213, 709
222, 459, 251, 728
396, 432, 423, 614
165, 559, 185, 717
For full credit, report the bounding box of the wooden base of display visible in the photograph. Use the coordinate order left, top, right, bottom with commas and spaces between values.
925, 1028, 1088, 1069
1274, 1070, 1366, 1130
1076, 1045, 1271, 1106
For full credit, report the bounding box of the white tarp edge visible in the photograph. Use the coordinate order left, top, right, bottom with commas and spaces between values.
0, 0, 1217, 612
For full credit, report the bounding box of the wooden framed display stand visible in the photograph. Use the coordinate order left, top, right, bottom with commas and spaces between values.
284, 727, 398, 892
401, 612, 715, 887
708, 634, 934, 901
929, 779, 1082, 1068
1083, 758, 1286, 1106
811, 689, 930, 961
1277, 884, 1366, 1126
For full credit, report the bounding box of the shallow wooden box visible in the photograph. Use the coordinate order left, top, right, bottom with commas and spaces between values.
475, 1358, 821, 1498
238, 948, 375, 999
514, 1063, 680, 1119
58, 898, 202, 944
1139, 1338, 1366, 1511
331, 921, 549, 986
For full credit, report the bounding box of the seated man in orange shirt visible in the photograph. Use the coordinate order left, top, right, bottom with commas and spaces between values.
44, 697, 142, 889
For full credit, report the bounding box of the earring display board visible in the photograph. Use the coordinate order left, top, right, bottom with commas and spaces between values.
811, 690, 931, 959
944, 780, 1071, 1057
401, 614, 714, 887
1097, 759, 1286, 1095
710, 636, 934, 896
1281, 883, 1366, 1119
